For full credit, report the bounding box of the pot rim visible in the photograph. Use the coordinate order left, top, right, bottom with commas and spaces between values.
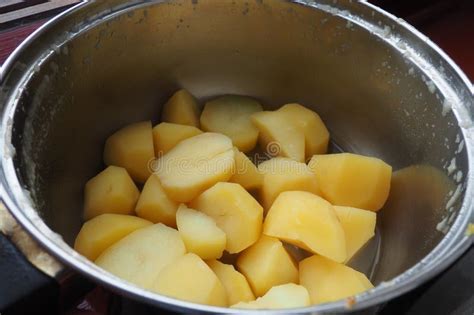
0, 0, 473, 313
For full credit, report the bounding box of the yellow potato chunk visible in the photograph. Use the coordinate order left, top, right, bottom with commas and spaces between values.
207, 260, 255, 305
308, 153, 392, 211
257, 157, 305, 174
161, 89, 200, 127
231, 284, 310, 309
95, 223, 186, 289
264, 191, 346, 263
258, 158, 319, 211
277, 103, 330, 158
251, 110, 305, 162
299, 255, 374, 304
190, 182, 263, 253
229, 147, 263, 190
152, 253, 227, 307
74, 214, 152, 261
155, 133, 235, 202
334, 206, 376, 262
83, 166, 139, 220
201, 96, 263, 152
152, 122, 202, 156
135, 175, 178, 227
104, 121, 155, 183
176, 204, 226, 260
236, 235, 298, 297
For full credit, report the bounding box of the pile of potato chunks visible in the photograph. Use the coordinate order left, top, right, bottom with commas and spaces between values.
74, 90, 392, 309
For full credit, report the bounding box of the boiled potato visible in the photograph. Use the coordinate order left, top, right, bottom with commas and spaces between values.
74, 214, 152, 261
81, 95, 393, 309
104, 121, 155, 183
201, 96, 263, 152
236, 235, 298, 297
258, 158, 319, 211
190, 182, 263, 253
257, 157, 306, 174
207, 260, 255, 305
308, 153, 392, 211
299, 255, 373, 304
152, 122, 202, 156
161, 89, 200, 127
278, 103, 330, 158
83, 166, 139, 220
229, 147, 263, 190
176, 204, 226, 260
264, 191, 346, 263
334, 206, 376, 262
152, 253, 227, 307
231, 284, 310, 309
251, 110, 305, 162
135, 174, 178, 227
95, 223, 186, 289
155, 133, 235, 202
355, 271, 375, 289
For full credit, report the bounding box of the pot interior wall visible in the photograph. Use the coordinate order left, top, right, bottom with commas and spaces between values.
7, 0, 467, 284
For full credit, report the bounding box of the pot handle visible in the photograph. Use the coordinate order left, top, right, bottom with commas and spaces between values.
0, 202, 64, 313
0, 200, 97, 314
0, 231, 61, 314
0, 202, 64, 279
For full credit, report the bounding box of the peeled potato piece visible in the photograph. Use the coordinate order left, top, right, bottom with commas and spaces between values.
258, 158, 319, 211
74, 214, 152, 261
155, 132, 235, 202
207, 260, 255, 305
152, 253, 228, 307
229, 147, 263, 190
201, 95, 263, 152
264, 191, 347, 263
135, 174, 178, 227
83, 166, 139, 220
334, 206, 376, 262
103, 121, 155, 183
161, 89, 200, 127
251, 110, 305, 162
231, 284, 310, 309
299, 255, 374, 304
236, 235, 298, 297
152, 122, 202, 156
176, 204, 226, 260
308, 153, 392, 211
95, 224, 186, 289
190, 182, 263, 254
257, 157, 306, 175
278, 103, 330, 158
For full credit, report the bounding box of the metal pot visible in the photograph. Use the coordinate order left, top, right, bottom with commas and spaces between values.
0, 0, 473, 313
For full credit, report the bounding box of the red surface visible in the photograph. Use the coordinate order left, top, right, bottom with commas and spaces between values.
0, 19, 46, 64
65, 287, 110, 315
419, 9, 474, 81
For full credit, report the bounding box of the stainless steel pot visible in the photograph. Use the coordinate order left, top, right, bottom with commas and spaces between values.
0, 0, 473, 313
